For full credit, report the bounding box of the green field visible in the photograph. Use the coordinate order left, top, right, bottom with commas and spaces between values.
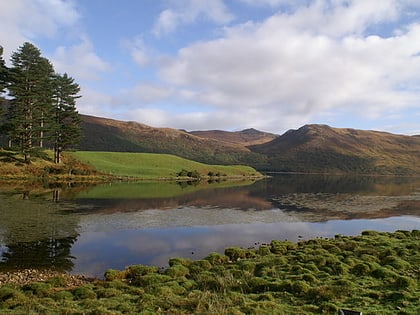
71, 151, 261, 179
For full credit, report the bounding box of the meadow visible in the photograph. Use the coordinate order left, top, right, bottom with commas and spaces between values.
0, 230, 418, 314
71, 151, 261, 179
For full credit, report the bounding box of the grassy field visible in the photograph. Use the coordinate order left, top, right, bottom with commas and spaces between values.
0, 230, 418, 314
71, 151, 261, 179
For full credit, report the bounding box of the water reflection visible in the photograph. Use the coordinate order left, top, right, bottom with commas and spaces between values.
0, 174, 419, 277
0, 195, 80, 272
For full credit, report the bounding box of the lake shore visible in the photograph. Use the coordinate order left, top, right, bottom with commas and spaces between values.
0, 230, 418, 314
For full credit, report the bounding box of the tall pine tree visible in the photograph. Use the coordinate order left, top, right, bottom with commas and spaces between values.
0, 46, 7, 97
52, 73, 81, 163
7, 42, 55, 163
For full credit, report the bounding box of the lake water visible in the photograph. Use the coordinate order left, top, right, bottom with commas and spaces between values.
0, 174, 419, 278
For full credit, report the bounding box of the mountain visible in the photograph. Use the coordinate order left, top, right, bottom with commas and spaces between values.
2, 109, 419, 175
189, 129, 278, 146
79, 115, 268, 166
250, 124, 420, 174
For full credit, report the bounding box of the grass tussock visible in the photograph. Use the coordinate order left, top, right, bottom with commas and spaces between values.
0, 230, 419, 314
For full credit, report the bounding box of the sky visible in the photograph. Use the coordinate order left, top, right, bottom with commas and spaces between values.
1, 0, 420, 135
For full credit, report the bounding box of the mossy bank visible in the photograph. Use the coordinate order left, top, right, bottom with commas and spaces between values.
0, 230, 418, 314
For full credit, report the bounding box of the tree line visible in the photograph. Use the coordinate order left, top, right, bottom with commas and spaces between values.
0, 42, 81, 164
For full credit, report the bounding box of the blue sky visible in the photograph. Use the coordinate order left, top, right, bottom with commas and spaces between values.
1, 0, 420, 135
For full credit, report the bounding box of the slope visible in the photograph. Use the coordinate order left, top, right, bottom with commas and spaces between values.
189, 128, 277, 146
250, 124, 420, 174
79, 115, 268, 166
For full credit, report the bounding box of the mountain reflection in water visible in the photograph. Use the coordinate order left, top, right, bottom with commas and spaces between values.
0, 174, 419, 277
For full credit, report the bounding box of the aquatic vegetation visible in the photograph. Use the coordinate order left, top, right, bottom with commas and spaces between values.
0, 230, 419, 314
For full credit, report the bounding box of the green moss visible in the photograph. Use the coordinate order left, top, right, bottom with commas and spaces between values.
0, 230, 418, 314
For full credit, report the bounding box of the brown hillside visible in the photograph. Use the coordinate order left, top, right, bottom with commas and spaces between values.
251, 124, 420, 174
189, 129, 277, 146
79, 115, 267, 166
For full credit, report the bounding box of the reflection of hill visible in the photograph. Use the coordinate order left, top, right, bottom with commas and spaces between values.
272, 193, 420, 221
71, 181, 272, 214
68, 175, 420, 223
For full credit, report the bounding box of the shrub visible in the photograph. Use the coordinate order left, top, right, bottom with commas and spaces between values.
351, 263, 371, 276
0, 286, 28, 307
126, 265, 160, 280
238, 260, 256, 273
381, 256, 411, 270
257, 245, 271, 256
290, 280, 311, 296
393, 276, 415, 289
165, 265, 190, 278
225, 247, 248, 261
247, 277, 270, 293
46, 276, 67, 287
169, 257, 192, 267
95, 287, 121, 298
71, 285, 97, 299
104, 269, 127, 281
53, 290, 74, 301
22, 282, 52, 297
270, 240, 297, 254
318, 302, 338, 314
205, 252, 229, 265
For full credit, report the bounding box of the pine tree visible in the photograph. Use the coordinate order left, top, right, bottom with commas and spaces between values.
0, 46, 7, 97
7, 42, 55, 163
52, 73, 81, 163
0, 46, 7, 135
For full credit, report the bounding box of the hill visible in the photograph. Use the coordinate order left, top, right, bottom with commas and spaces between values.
189, 128, 277, 146
250, 124, 420, 174
79, 115, 268, 166
71, 151, 261, 179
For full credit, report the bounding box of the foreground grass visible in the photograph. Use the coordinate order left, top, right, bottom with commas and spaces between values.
0, 230, 418, 314
71, 151, 261, 179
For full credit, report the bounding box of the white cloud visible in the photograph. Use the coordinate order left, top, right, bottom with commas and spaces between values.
125, 83, 174, 104
51, 37, 111, 81
0, 0, 80, 59
156, 0, 420, 132
122, 37, 151, 67
153, 0, 234, 36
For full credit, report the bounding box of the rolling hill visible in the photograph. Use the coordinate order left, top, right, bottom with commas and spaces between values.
250, 124, 420, 174
189, 128, 277, 146
79, 116, 420, 175
1, 109, 419, 175
79, 115, 268, 167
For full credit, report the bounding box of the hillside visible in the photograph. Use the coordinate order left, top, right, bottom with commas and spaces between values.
250, 124, 420, 174
79, 115, 268, 167
189, 128, 277, 146
71, 151, 261, 179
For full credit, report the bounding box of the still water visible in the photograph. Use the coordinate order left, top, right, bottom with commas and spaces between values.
0, 174, 419, 278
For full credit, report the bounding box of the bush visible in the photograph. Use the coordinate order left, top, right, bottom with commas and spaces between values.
225, 247, 248, 261
104, 269, 127, 281
22, 282, 52, 297
126, 265, 160, 280
257, 245, 271, 256
351, 263, 371, 276
169, 257, 192, 267
165, 265, 190, 278
71, 285, 97, 299
205, 252, 229, 265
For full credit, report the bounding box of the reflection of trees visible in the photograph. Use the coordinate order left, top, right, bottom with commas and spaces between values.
0, 191, 80, 272
1, 237, 76, 272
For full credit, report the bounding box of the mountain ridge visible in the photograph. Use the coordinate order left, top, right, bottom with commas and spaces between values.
251, 124, 420, 174
77, 115, 420, 175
